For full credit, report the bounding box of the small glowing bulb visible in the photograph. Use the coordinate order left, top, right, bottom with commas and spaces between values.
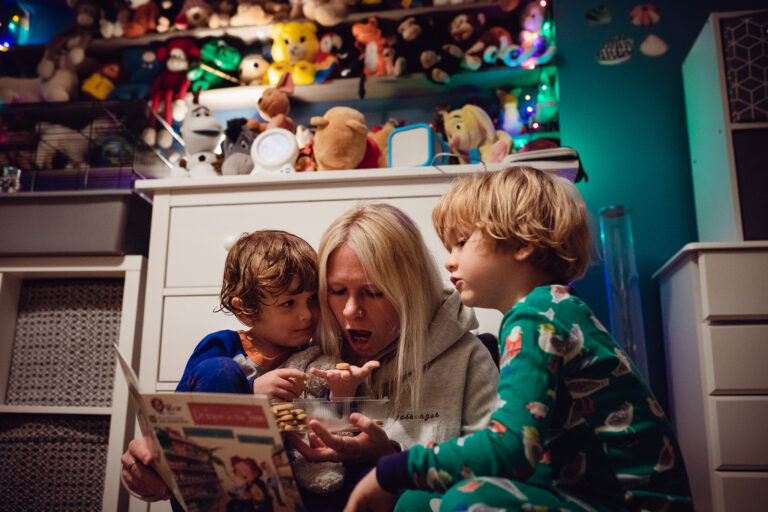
532, 122, 540, 129
541, 85, 548, 91
525, 94, 531, 100
12, 15, 19, 22
543, 22, 551, 31
8, 22, 15, 30
3, 42, 9, 47
526, 106, 534, 114
540, 0, 547, 6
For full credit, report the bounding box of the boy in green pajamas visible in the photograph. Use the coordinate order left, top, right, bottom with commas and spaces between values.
344, 166, 693, 511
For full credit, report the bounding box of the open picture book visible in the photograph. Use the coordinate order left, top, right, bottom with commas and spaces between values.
115, 346, 305, 512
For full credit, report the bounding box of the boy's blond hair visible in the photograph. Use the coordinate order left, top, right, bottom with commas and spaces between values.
316, 203, 444, 409
433, 166, 592, 283
219, 230, 318, 318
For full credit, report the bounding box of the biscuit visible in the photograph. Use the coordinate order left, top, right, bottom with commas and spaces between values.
335, 363, 351, 370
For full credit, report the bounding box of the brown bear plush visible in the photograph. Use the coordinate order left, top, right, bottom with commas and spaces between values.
246, 72, 295, 133
310, 107, 380, 171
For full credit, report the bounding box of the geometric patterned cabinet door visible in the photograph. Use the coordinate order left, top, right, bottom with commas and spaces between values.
0, 256, 146, 512
683, 9, 768, 242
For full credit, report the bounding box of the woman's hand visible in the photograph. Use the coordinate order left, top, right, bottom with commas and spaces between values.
252, 368, 308, 401
286, 412, 397, 463
310, 360, 380, 398
344, 469, 397, 512
120, 438, 172, 502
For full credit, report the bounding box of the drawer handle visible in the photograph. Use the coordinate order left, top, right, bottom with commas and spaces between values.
224, 234, 240, 251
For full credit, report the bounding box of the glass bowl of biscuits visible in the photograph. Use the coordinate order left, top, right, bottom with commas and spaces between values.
274, 397, 389, 433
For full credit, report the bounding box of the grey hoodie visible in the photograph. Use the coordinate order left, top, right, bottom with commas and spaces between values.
375, 288, 499, 449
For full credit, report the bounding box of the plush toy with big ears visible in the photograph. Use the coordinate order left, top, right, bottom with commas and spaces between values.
434, 103, 511, 164
310, 107, 380, 171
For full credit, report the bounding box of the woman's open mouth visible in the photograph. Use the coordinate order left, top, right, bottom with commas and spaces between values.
346, 329, 372, 346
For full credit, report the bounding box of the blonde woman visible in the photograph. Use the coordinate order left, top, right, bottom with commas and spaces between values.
292, 203, 498, 460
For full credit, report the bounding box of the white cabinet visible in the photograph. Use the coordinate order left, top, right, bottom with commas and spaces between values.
682, 10, 768, 241
0, 255, 146, 512
654, 242, 768, 512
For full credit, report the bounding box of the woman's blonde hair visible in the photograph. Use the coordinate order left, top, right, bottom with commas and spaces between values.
433, 166, 592, 283
316, 203, 444, 408
219, 230, 318, 318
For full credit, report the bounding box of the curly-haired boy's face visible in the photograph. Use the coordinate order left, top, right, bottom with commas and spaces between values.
245, 278, 319, 351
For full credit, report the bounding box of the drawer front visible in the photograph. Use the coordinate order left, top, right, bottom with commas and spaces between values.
713, 471, 768, 512
158, 294, 242, 387
704, 324, 768, 394
711, 397, 768, 469
165, 197, 448, 289
699, 251, 768, 320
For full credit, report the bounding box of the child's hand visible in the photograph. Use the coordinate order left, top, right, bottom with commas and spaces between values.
252, 368, 308, 401
343, 468, 395, 512
309, 360, 380, 398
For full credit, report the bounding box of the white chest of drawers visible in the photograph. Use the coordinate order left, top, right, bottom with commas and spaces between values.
654, 242, 768, 512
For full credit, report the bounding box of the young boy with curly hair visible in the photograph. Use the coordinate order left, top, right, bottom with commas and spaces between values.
345, 166, 693, 511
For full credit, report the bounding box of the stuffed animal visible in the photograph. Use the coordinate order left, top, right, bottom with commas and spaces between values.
0, 4, 93, 103
302, 0, 353, 27
239, 53, 270, 85
187, 38, 242, 90
174, 0, 212, 29
368, 118, 402, 168
502, 0, 556, 68
220, 118, 256, 174
156, 0, 182, 32
352, 17, 403, 77
247, 72, 295, 132
435, 104, 511, 163
81, 62, 121, 99
108, 47, 162, 99
123, 0, 160, 37
229, 1, 282, 27
100, 0, 131, 38
392, 15, 432, 76
142, 38, 201, 148
267, 22, 319, 85
469, 26, 515, 67
314, 32, 343, 82
207, 0, 236, 27
445, 11, 486, 71
497, 88, 525, 135
310, 106, 380, 171
173, 92, 223, 177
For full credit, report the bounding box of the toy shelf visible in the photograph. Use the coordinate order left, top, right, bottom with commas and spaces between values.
198, 64, 550, 109
87, 1, 501, 50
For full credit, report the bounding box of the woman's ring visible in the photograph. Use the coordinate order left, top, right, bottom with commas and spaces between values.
127, 459, 137, 471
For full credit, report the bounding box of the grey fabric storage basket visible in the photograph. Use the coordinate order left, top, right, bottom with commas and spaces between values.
0, 190, 151, 256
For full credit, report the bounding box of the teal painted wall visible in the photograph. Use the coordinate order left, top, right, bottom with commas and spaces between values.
554, 1, 766, 403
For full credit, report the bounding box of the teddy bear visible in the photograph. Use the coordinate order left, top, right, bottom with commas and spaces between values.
123, 0, 160, 37
434, 103, 511, 164
302, 0, 355, 27
267, 22, 319, 85
155, 0, 182, 32
174, 0, 213, 29
310, 106, 380, 171
207, 0, 236, 27
187, 38, 242, 90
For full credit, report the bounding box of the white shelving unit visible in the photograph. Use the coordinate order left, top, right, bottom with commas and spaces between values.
0, 256, 147, 512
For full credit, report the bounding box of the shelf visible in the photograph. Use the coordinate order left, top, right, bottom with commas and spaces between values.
0, 404, 113, 415
87, 2, 500, 51
199, 65, 548, 109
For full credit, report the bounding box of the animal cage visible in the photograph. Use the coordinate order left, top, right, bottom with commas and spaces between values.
0, 99, 169, 192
